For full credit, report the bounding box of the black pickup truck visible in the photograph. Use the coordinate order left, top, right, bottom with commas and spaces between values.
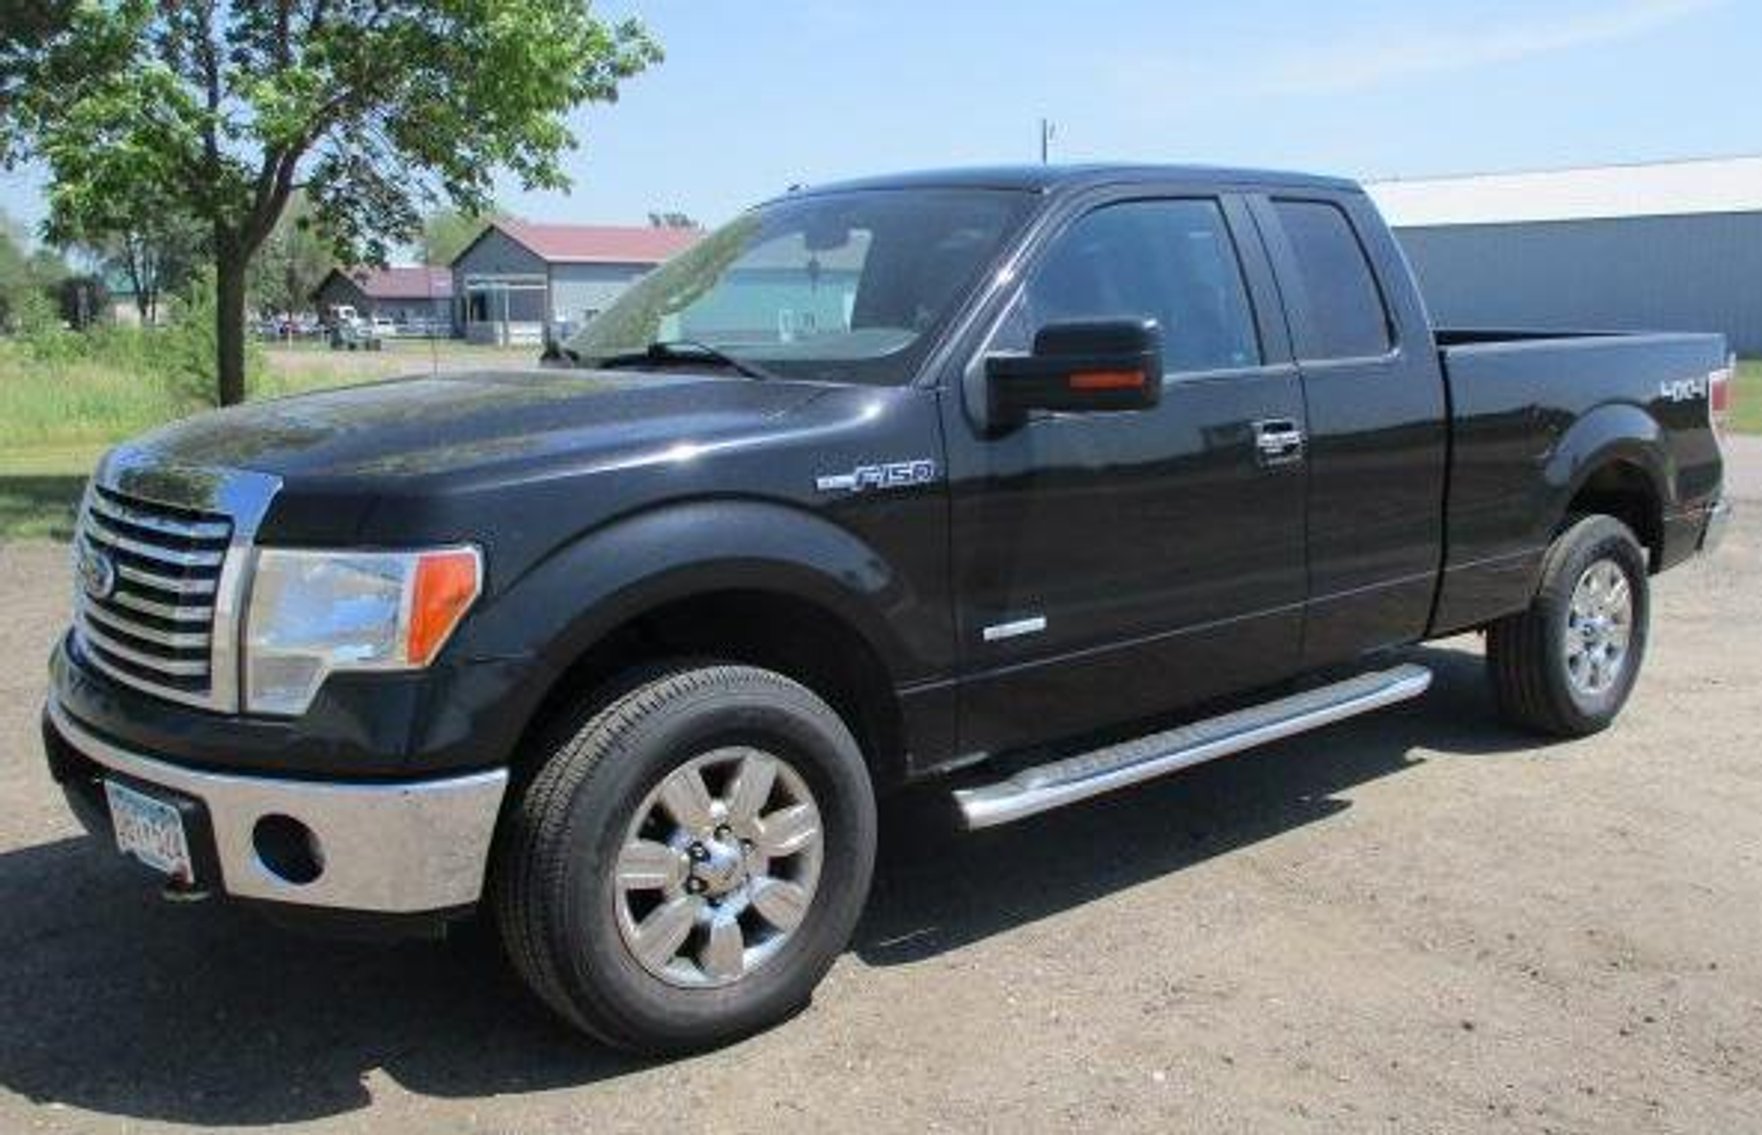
42, 165, 1732, 1052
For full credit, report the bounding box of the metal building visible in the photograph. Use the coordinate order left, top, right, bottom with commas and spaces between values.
1367, 156, 1762, 356
450, 220, 700, 346
311, 266, 453, 332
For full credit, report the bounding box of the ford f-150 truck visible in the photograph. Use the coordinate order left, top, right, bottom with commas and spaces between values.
41, 165, 1732, 1052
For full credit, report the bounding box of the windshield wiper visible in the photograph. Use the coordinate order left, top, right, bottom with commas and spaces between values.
590, 339, 779, 381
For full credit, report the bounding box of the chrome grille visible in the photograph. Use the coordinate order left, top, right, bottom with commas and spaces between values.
74, 484, 233, 709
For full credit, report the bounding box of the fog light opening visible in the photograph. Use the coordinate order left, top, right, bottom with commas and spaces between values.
252, 814, 324, 886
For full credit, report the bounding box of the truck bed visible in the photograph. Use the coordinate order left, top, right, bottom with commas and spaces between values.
1429, 327, 1728, 634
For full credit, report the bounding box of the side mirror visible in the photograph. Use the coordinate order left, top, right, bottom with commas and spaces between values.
984, 319, 1163, 431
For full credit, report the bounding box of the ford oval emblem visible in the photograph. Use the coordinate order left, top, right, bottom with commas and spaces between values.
77, 541, 117, 602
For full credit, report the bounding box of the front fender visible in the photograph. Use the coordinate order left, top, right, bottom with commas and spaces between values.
462, 495, 927, 704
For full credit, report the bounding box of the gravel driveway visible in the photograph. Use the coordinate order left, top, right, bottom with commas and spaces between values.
1, 459, 1757, 1133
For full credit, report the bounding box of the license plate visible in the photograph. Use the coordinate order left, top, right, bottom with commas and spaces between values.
104, 780, 193, 882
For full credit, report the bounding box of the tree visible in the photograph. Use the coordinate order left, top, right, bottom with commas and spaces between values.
54, 272, 109, 330
250, 190, 332, 316
419, 205, 500, 266
0, 211, 28, 329
57, 209, 208, 326
25, 246, 69, 286
0, 219, 72, 333
108, 219, 206, 326
3, 2, 659, 404
29, 81, 208, 328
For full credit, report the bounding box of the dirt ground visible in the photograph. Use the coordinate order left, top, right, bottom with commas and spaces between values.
1, 470, 1759, 1133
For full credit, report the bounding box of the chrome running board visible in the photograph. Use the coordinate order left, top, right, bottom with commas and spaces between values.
952, 664, 1433, 829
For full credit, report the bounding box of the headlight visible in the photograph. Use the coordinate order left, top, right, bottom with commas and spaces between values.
244, 546, 482, 716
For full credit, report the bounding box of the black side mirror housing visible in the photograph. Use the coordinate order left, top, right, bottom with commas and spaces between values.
985, 319, 1163, 431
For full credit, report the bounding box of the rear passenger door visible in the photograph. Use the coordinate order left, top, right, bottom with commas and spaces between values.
945, 192, 1309, 755
1250, 194, 1448, 667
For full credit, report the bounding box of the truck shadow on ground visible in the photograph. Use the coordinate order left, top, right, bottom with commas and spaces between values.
0, 474, 85, 541
0, 643, 1538, 1126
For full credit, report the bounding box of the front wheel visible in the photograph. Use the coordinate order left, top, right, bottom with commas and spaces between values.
1487, 515, 1651, 737
494, 664, 876, 1053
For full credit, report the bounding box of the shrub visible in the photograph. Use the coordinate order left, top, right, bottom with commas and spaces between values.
0, 270, 267, 421
154, 270, 266, 410
11, 288, 80, 364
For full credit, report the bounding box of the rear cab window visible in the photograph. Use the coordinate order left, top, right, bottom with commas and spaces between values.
1268, 199, 1394, 362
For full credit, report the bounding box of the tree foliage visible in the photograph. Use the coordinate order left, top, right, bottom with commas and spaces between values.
160, 267, 267, 408
0, 212, 29, 329
56, 210, 208, 326
249, 190, 332, 315
419, 205, 501, 266
3, 0, 660, 403
54, 272, 109, 330
0, 212, 72, 331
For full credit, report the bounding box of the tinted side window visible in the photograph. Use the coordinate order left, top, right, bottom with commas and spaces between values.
999, 199, 1261, 374
1271, 200, 1392, 360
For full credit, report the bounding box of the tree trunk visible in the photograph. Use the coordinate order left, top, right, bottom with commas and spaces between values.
124, 238, 152, 326
215, 252, 248, 407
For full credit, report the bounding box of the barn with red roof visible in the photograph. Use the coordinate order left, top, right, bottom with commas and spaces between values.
450, 218, 701, 345
311, 265, 454, 332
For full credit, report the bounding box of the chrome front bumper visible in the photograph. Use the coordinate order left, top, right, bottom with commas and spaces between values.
46, 698, 508, 913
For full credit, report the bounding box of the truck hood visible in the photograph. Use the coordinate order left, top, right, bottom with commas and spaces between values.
121, 368, 826, 482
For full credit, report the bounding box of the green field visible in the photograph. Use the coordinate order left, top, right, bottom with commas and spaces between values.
1736, 359, 1762, 435
0, 338, 533, 540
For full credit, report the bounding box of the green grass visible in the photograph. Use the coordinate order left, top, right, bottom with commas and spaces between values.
1734, 359, 1762, 435
0, 336, 533, 540
0, 338, 523, 448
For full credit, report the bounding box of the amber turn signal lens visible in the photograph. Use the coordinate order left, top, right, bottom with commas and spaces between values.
407, 549, 482, 665
1067, 369, 1146, 391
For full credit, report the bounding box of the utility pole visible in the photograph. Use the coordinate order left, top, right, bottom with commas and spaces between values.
1039, 117, 1056, 164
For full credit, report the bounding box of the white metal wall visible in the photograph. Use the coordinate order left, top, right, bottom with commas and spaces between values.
549, 263, 653, 334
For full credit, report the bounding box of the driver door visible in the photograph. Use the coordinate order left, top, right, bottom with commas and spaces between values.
943, 192, 1309, 755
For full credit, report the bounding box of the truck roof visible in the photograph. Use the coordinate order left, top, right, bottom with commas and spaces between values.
793, 163, 1362, 199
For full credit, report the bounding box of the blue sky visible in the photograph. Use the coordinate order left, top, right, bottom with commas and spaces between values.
4, 0, 1760, 241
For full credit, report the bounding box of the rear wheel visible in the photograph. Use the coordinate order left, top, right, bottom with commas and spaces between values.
494, 663, 876, 1053
1487, 515, 1650, 737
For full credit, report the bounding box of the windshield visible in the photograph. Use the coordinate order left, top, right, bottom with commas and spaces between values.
566, 188, 1035, 384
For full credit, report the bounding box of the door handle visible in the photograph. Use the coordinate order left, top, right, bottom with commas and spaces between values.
1252, 419, 1306, 465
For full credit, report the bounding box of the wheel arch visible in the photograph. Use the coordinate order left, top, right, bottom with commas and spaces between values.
1545, 403, 1673, 566
489, 500, 922, 791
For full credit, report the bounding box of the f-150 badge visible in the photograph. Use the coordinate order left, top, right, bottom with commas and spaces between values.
815, 460, 938, 494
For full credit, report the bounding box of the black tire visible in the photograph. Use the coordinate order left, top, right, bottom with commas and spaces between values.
494, 663, 877, 1053
1487, 514, 1650, 737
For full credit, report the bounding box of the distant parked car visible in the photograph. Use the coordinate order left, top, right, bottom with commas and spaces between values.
371, 315, 398, 339
328, 318, 383, 351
